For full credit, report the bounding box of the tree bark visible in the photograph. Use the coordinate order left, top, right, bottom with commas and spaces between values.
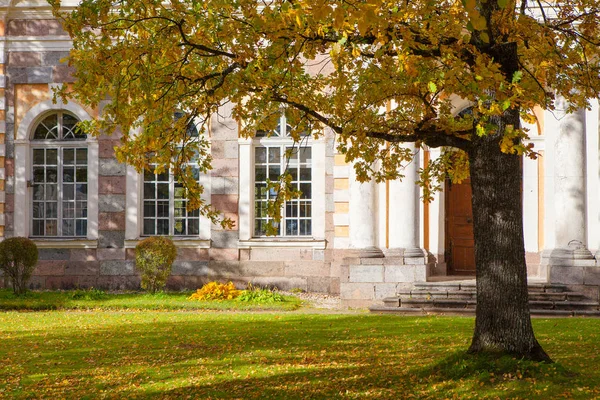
466, 108, 551, 362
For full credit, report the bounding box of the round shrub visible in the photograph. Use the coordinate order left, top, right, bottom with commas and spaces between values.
0, 237, 38, 295
135, 236, 177, 293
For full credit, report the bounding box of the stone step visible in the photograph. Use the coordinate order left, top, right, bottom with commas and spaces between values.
412, 282, 568, 293
395, 290, 586, 302
370, 305, 600, 318
381, 298, 600, 311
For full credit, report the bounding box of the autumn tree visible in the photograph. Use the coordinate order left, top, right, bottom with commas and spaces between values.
51, 0, 600, 361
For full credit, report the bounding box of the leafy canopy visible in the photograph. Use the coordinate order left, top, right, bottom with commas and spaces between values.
51, 0, 600, 212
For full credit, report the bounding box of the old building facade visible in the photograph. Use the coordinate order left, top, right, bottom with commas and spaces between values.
1, 1, 600, 307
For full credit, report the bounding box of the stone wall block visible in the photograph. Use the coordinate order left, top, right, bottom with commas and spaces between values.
98, 176, 126, 194
404, 257, 428, 265
206, 261, 241, 278
8, 52, 41, 67
224, 141, 239, 158
98, 231, 126, 248
166, 275, 185, 290
99, 140, 121, 158
46, 276, 78, 290
34, 260, 66, 276
284, 261, 330, 277
348, 265, 384, 283
360, 258, 385, 265
100, 260, 135, 276
250, 248, 312, 262
549, 266, 584, 285
209, 248, 239, 261
98, 159, 126, 176
583, 267, 600, 286
176, 248, 210, 261
313, 249, 325, 261
27, 67, 53, 84
375, 283, 398, 299
98, 212, 126, 231
239, 261, 285, 277
97, 248, 127, 261
96, 276, 140, 291
70, 249, 98, 262
330, 277, 341, 295
340, 282, 375, 300
52, 65, 76, 83
211, 194, 238, 214
38, 248, 70, 260
171, 261, 209, 276
212, 176, 239, 195
65, 261, 100, 276
307, 276, 333, 293
211, 159, 239, 177
211, 140, 225, 158
77, 276, 99, 288
384, 265, 416, 283
28, 276, 45, 290
41, 51, 70, 66
98, 195, 126, 212
211, 231, 239, 248
7, 68, 27, 84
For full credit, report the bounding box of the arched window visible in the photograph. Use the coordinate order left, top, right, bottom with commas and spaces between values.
31, 111, 88, 237
253, 114, 312, 236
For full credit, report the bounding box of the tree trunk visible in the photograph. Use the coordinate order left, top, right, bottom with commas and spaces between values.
467, 109, 551, 362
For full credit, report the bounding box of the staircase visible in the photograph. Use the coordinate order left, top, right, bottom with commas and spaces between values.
369, 280, 600, 317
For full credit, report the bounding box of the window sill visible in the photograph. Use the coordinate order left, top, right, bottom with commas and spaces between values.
238, 239, 326, 249
124, 239, 210, 249
32, 239, 98, 249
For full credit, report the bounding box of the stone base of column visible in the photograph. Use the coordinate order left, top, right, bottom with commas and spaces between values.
357, 246, 384, 258
542, 244, 597, 285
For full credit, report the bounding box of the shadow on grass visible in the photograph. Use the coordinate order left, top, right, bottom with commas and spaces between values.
1, 313, 596, 399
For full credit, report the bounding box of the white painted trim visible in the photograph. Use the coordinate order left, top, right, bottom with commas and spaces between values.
542, 108, 557, 250
124, 239, 210, 249
86, 141, 99, 240
5, 36, 72, 52
428, 148, 444, 258
17, 100, 93, 141
125, 165, 140, 240
523, 154, 539, 252
33, 239, 98, 249
238, 137, 252, 241
14, 143, 28, 237
238, 239, 326, 249
311, 140, 326, 240
586, 99, 599, 253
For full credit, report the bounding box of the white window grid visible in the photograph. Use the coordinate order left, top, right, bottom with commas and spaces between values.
31, 111, 88, 238
253, 114, 312, 237
142, 164, 201, 236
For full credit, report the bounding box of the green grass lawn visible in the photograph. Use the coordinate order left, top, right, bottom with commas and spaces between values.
0, 289, 301, 312
1, 311, 599, 399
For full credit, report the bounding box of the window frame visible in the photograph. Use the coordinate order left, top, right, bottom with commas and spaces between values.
238, 115, 326, 247
13, 100, 99, 246
252, 138, 313, 237
141, 163, 202, 237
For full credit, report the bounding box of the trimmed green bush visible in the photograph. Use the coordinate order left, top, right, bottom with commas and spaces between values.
0, 237, 38, 295
135, 236, 177, 293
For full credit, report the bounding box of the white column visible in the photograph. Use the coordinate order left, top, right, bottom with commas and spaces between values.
86, 139, 99, 240
14, 141, 29, 237
349, 165, 382, 257
238, 137, 252, 241
550, 99, 593, 260
388, 143, 426, 258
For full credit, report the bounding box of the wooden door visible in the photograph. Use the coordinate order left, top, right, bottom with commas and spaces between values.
445, 179, 476, 274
